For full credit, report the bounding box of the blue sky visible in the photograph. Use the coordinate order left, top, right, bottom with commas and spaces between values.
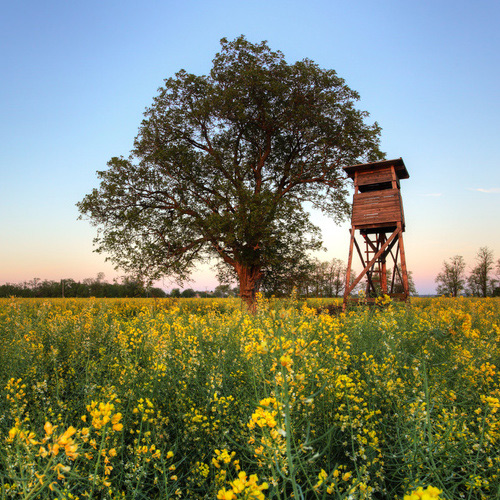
1, 0, 499, 294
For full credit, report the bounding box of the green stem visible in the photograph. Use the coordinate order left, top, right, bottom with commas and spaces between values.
89, 425, 108, 498
467, 407, 487, 500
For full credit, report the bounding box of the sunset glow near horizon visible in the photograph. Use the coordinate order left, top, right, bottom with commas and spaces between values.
1, 1, 499, 295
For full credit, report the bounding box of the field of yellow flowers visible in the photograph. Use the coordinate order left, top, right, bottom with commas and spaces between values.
1, 295, 499, 499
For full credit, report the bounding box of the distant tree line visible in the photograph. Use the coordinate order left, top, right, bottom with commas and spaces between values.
8, 247, 498, 299
0, 274, 246, 299
435, 247, 500, 297
0, 274, 167, 298
1, 258, 419, 299
168, 285, 240, 298
235, 257, 416, 298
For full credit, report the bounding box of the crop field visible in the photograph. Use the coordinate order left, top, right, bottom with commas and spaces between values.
0, 296, 499, 499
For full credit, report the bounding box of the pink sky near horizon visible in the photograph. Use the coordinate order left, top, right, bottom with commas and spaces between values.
1, 207, 495, 295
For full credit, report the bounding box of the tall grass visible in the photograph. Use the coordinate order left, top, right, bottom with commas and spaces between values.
0, 296, 499, 499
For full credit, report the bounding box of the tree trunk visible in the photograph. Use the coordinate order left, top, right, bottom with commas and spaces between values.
234, 263, 262, 312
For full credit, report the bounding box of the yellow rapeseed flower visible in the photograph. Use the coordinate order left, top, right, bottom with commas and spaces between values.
404, 485, 443, 500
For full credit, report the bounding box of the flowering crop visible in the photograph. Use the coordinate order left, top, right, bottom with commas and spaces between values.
0, 296, 499, 498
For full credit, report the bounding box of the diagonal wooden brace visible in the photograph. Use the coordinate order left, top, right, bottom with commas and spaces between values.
353, 237, 377, 293
345, 227, 401, 296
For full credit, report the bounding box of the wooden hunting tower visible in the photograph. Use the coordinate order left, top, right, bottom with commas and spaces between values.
343, 158, 410, 307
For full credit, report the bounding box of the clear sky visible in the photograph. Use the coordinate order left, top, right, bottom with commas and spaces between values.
1, 0, 499, 294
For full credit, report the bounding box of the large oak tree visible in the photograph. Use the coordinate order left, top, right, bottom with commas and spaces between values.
78, 36, 384, 307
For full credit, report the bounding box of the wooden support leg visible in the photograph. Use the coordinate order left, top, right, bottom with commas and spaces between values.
389, 244, 399, 294
381, 258, 388, 294
343, 227, 356, 310
397, 223, 410, 299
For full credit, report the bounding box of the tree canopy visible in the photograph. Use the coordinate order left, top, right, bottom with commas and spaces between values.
78, 36, 384, 307
467, 247, 496, 297
435, 255, 467, 297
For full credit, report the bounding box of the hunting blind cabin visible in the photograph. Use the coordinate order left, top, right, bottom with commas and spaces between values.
343, 158, 410, 308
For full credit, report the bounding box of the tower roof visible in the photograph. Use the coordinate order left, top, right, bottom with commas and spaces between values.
343, 158, 409, 180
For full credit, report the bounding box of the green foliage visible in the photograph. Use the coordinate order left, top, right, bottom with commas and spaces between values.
77, 36, 384, 305
0, 297, 499, 499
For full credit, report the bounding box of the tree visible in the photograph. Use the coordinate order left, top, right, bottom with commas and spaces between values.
435, 255, 466, 297
259, 257, 354, 298
387, 265, 417, 296
467, 247, 496, 297
148, 286, 167, 298
213, 284, 235, 298
493, 258, 500, 296
327, 258, 348, 297
259, 253, 317, 297
77, 36, 384, 309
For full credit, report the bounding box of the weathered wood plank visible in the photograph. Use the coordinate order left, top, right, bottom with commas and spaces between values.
351, 189, 403, 227
356, 168, 393, 186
